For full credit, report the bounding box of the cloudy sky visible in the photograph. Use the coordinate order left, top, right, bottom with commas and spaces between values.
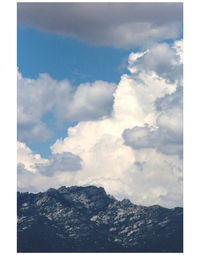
17, 2, 183, 208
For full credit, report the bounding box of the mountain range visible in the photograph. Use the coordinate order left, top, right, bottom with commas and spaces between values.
17, 185, 183, 252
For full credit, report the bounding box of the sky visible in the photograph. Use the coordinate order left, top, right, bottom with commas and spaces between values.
17, 2, 183, 208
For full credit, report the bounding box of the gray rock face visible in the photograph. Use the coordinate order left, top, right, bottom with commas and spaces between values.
17, 185, 183, 252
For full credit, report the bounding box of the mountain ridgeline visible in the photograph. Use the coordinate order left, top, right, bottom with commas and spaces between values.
17, 185, 183, 252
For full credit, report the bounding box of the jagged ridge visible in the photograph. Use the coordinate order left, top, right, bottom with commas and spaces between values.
17, 185, 183, 252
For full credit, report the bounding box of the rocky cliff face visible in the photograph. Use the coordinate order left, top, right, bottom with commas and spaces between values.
17, 185, 183, 252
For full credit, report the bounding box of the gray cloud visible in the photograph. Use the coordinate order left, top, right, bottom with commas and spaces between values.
123, 124, 183, 157
17, 119, 52, 143
123, 87, 183, 157
17, 163, 30, 175
35, 152, 82, 176
155, 86, 183, 112
18, 2, 183, 48
134, 161, 146, 172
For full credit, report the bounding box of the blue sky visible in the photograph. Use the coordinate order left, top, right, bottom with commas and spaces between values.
18, 27, 131, 84
17, 2, 183, 207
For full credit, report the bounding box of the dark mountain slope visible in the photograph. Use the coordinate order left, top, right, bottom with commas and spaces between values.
17, 185, 183, 252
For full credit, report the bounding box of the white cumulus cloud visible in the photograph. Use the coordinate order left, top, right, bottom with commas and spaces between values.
17, 142, 82, 192
18, 72, 116, 142
17, 141, 48, 173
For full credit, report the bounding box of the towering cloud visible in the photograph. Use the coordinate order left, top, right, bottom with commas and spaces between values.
17, 40, 183, 208
50, 40, 183, 208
